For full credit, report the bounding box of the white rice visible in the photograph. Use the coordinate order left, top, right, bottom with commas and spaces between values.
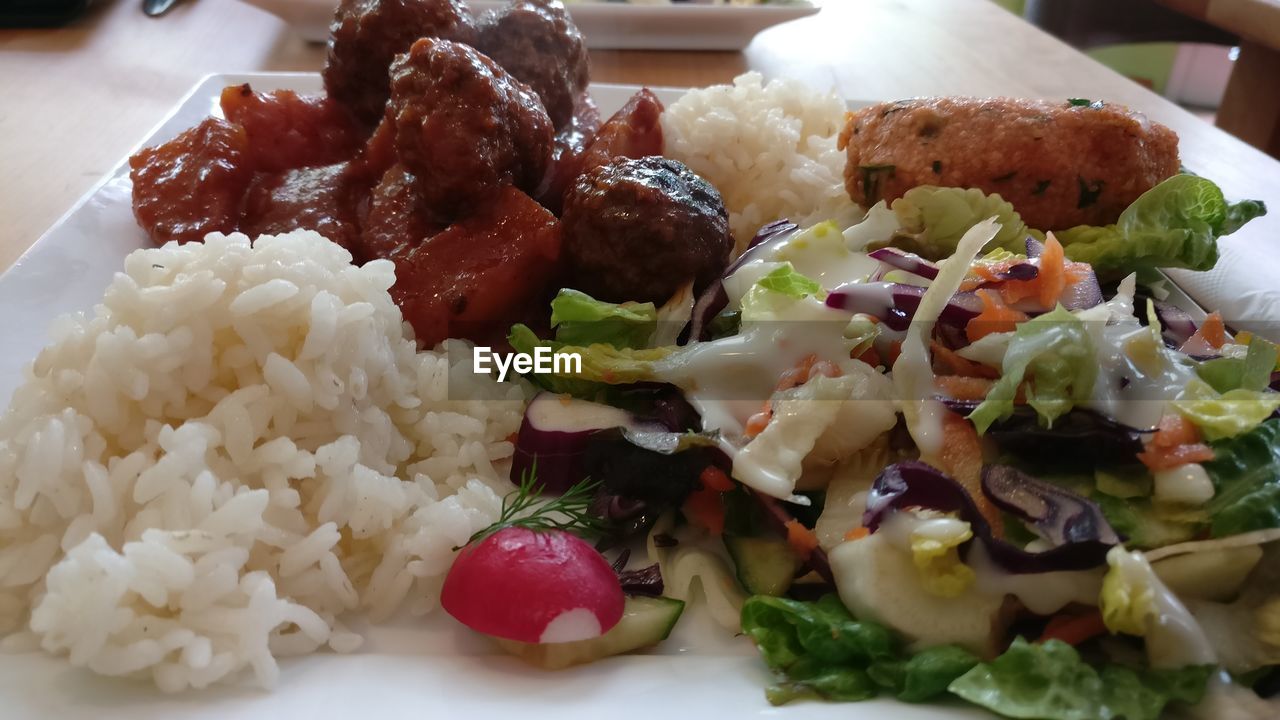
0, 231, 524, 691
662, 72, 862, 255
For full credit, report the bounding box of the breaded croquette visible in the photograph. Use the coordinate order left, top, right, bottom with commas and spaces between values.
838, 97, 1180, 230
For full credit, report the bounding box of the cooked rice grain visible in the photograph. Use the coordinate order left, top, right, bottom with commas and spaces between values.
0, 231, 524, 691
661, 72, 861, 255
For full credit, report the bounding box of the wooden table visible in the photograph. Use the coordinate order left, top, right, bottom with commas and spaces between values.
2, 0, 1278, 274
1157, 0, 1280, 158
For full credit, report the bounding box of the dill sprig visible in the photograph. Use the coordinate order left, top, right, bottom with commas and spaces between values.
464, 467, 606, 547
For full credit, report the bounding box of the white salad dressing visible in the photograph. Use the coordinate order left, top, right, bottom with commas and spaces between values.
892, 218, 1001, 458
1077, 274, 1200, 430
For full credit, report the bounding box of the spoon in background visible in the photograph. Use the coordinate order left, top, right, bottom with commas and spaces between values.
143, 0, 183, 17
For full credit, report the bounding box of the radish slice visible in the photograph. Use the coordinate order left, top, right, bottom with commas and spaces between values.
442, 527, 625, 644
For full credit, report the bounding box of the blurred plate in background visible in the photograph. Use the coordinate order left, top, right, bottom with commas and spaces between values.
242, 0, 820, 50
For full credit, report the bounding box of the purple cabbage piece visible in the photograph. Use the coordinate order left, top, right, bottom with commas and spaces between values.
753, 492, 835, 585
617, 563, 665, 597
940, 399, 1150, 464
981, 465, 1122, 547
862, 461, 1118, 573
996, 263, 1039, 282
868, 247, 941, 280
1152, 299, 1199, 348
1059, 264, 1104, 310
687, 219, 800, 343
826, 282, 983, 331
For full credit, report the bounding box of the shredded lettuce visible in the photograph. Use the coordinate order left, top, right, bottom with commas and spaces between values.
1203, 419, 1280, 537
948, 637, 1213, 720
739, 263, 826, 323
907, 515, 976, 598
1102, 547, 1160, 636
874, 186, 1031, 260
969, 306, 1097, 433
1055, 175, 1266, 278
740, 594, 977, 705
548, 288, 657, 349
507, 324, 674, 396
1173, 379, 1280, 442
1197, 334, 1280, 394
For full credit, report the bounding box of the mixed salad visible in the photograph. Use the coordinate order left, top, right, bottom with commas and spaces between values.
440, 174, 1280, 719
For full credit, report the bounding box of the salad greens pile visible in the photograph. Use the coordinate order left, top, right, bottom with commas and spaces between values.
491, 165, 1279, 719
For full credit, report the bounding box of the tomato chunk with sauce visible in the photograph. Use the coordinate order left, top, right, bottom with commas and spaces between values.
240, 163, 364, 253
220, 84, 365, 173
392, 186, 562, 347
129, 117, 254, 245
544, 88, 664, 212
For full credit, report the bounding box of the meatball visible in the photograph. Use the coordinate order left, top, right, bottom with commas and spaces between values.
562, 157, 731, 304
388, 37, 554, 223
838, 97, 1181, 230
475, 0, 589, 129
129, 117, 254, 246
323, 0, 477, 126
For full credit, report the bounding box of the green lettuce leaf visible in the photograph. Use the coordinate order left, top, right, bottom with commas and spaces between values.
1055, 174, 1266, 277
1203, 418, 1280, 537
1173, 379, 1280, 442
548, 289, 657, 349
1094, 493, 1200, 549
741, 594, 897, 704
1197, 335, 1280, 394
507, 324, 675, 397
741, 594, 977, 705
739, 263, 826, 323
969, 306, 1097, 433
868, 645, 980, 702
948, 637, 1213, 720
877, 186, 1031, 260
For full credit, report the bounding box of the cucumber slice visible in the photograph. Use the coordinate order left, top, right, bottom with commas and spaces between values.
493, 596, 685, 670
724, 535, 800, 596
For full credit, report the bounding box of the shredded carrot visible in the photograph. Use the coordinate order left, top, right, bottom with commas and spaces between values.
855, 345, 885, 366
1038, 610, 1107, 646
932, 341, 1000, 379
683, 488, 725, 536
744, 411, 771, 439
966, 289, 1029, 343
1149, 414, 1202, 449
505, 431, 519, 445
700, 465, 735, 493
884, 340, 903, 366
808, 360, 842, 381
935, 375, 996, 402
1138, 442, 1215, 471
784, 519, 819, 558
938, 412, 1003, 537
1035, 233, 1067, 308
776, 354, 819, 392
844, 526, 871, 542
1186, 312, 1229, 351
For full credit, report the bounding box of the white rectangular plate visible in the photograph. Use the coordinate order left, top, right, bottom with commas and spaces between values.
243, 0, 820, 50
0, 72, 1205, 720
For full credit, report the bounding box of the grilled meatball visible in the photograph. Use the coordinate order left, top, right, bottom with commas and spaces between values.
562, 157, 731, 304
838, 97, 1181, 230
388, 37, 554, 223
475, 0, 589, 129
323, 0, 477, 126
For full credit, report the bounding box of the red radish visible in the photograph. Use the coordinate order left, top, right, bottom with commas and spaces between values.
442, 527, 625, 644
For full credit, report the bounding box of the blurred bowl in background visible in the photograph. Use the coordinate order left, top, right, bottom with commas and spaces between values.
241, 0, 820, 50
